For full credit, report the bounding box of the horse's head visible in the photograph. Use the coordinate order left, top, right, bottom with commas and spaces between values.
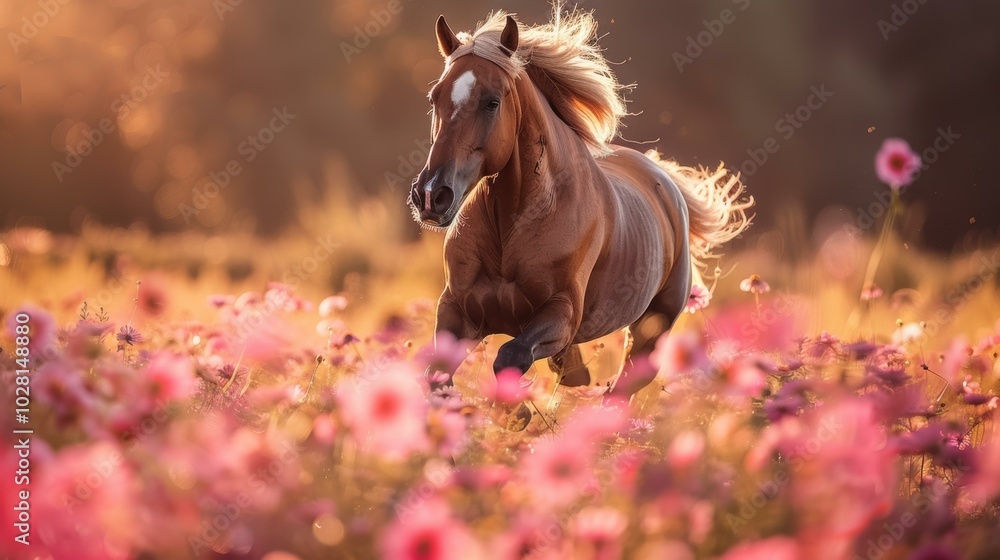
410, 15, 520, 228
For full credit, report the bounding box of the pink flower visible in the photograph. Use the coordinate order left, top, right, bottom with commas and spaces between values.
207, 294, 234, 308
380, 498, 480, 560
234, 290, 262, 310
783, 398, 895, 541
143, 352, 197, 403
417, 332, 473, 381
667, 430, 706, 470
337, 363, 430, 461
312, 413, 338, 445
719, 537, 799, 560
34, 442, 140, 560
265, 282, 310, 313
116, 324, 143, 347
908, 544, 961, 560
520, 435, 596, 509
561, 405, 627, 444
319, 295, 348, 317
33, 359, 94, 425
570, 506, 628, 560
739, 274, 770, 294
6, 303, 57, 356
875, 137, 921, 190
431, 408, 470, 456
716, 353, 770, 397
0, 440, 52, 550
964, 428, 1000, 505
136, 275, 169, 317
491, 367, 530, 405
494, 515, 566, 560
860, 283, 883, 301
685, 283, 712, 313
650, 331, 711, 380
939, 336, 972, 385
317, 318, 347, 339
688, 500, 714, 544
709, 298, 804, 353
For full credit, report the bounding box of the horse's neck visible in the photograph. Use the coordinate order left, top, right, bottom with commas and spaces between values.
487, 77, 591, 235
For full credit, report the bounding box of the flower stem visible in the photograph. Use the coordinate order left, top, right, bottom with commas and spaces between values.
848, 190, 900, 330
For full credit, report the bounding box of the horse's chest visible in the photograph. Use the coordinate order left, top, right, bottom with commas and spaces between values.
454, 274, 540, 336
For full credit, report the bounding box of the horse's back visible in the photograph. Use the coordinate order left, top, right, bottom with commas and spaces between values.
574, 146, 692, 342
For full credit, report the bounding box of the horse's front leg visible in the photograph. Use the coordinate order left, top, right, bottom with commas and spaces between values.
493, 293, 579, 375
434, 290, 479, 343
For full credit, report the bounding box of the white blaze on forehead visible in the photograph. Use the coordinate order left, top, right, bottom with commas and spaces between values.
449, 70, 476, 119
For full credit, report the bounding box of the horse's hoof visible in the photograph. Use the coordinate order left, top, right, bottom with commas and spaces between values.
505, 403, 532, 431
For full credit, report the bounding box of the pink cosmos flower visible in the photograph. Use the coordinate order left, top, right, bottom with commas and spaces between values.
319, 295, 348, 317
667, 430, 706, 470
685, 283, 712, 313
337, 363, 430, 461
520, 434, 596, 509
417, 331, 473, 381
143, 352, 197, 403
963, 427, 1000, 505
317, 317, 347, 339
570, 506, 628, 560
312, 413, 338, 445
716, 353, 770, 397
975, 332, 1000, 354
719, 537, 799, 560
907, 543, 961, 560
0, 439, 52, 551
452, 464, 512, 491
939, 336, 972, 385
380, 498, 481, 560
491, 367, 530, 405
860, 283, 883, 302
207, 294, 235, 308
875, 138, 921, 190
688, 500, 714, 544
494, 515, 566, 560
6, 303, 57, 355
116, 324, 143, 347
234, 291, 262, 311
264, 282, 308, 312
33, 359, 94, 425
431, 408, 469, 456
739, 274, 770, 294
137, 275, 169, 317
785, 398, 895, 543
709, 298, 804, 353
240, 318, 294, 364
34, 442, 140, 560
802, 331, 841, 366
650, 331, 711, 382
561, 404, 627, 444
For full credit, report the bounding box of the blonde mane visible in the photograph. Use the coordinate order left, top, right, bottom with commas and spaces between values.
447, 8, 628, 153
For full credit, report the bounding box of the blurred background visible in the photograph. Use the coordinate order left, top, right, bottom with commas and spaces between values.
0, 0, 998, 253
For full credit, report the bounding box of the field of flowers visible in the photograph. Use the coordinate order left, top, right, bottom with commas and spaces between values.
2, 141, 1000, 560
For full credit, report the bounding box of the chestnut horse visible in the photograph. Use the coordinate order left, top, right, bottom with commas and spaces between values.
409, 10, 752, 400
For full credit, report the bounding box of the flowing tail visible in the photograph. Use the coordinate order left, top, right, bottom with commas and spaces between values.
644, 150, 754, 272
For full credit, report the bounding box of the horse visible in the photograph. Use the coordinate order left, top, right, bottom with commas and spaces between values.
408, 9, 753, 410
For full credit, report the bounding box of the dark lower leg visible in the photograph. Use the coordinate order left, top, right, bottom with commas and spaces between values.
548, 344, 591, 387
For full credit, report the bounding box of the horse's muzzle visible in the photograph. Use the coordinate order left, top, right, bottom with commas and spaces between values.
410, 173, 457, 227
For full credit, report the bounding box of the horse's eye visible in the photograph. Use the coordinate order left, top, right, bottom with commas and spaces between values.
485, 100, 500, 112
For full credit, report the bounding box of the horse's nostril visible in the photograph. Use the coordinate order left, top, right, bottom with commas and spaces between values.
433, 185, 455, 213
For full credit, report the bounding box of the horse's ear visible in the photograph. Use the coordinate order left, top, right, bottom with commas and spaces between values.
499, 15, 519, 57
436, 15, 460, 57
